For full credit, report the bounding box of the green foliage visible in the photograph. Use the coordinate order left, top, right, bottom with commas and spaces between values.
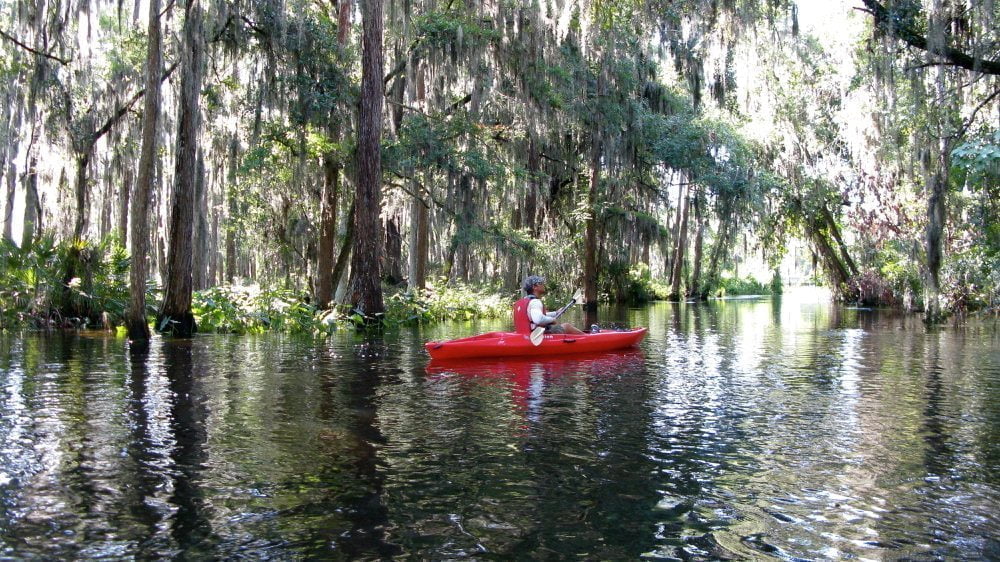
387, 112, 500, 178
942, 245, 1000, 313
952, 131, 1000, 188
67, 236, 133, 322
601, 262, 670, 303
0, 236, 59, 329
192, 285, 318, 335
413, 10, 500, 48
98, 15, 147, 79
873, 241, 922, 303
384, 282, 511, 324
0, 235, 150, 330
770, 271, 783, 295
715, 275, 772, 297
191, 282, 514, 334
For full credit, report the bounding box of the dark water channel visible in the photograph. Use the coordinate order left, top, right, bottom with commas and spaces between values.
2, 294, 999, 559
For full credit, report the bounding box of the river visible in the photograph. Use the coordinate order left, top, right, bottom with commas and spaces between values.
1, 291, 998, 559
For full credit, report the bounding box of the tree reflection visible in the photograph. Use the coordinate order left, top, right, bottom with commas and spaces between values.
326, 349, 401, 558
118, 342, 171, 555
920, 332, 953, 476
162, 340, 215, 553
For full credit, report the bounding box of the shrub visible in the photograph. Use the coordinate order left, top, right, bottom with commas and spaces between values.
0, 234, 145, 330
942, 245, 1000, 313
600, 262, 670, 303
192, 285, 317, 334
770, 270, 783, 295
0, 236, 59, 328
847, 270, 897, 307
716, 275, 770, 297
384, 282, 511, 324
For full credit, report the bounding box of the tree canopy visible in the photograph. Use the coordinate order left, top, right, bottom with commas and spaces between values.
0, 0, 997, 332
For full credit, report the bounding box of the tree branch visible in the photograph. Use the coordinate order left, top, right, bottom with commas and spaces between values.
957, 87, 1000, 139
389, 171, 449, 212
385, 98, 428, 117
0, 27, 72, 65
90, 60, 179, 147
448, 93, 472, 112
159, 0, 177, 19
387, 176, 433, 210
862, 0, 1000, 75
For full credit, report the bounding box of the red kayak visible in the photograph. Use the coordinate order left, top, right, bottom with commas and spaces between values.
424, 328, 647, 360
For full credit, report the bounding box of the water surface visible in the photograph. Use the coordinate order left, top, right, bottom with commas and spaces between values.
1, 294, 998, 559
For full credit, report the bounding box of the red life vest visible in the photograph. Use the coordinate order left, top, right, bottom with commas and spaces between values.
512, 296, 545, 334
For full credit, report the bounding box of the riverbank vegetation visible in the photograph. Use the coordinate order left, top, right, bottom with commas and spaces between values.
0, 0, 997, 335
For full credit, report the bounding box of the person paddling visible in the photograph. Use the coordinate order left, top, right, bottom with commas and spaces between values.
513, 276, 584, 335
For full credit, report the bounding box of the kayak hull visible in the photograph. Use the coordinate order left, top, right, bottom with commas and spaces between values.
424, 328, 647, 360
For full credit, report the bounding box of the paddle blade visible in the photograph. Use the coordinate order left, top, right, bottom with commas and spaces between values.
530, 326, 545, 346
571, 288, 584, 303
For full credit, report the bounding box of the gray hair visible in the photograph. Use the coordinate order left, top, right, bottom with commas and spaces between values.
522, 275, 546, 295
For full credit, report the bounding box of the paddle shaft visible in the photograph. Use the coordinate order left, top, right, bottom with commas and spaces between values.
548, 297, 577, 321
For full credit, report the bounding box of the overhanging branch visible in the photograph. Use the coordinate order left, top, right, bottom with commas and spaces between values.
861, 0, 1000, 75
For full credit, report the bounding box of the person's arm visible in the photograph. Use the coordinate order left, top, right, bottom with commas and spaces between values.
528, 299, 555, 326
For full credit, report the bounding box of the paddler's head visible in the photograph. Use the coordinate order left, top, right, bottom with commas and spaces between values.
523, 275, 546, 297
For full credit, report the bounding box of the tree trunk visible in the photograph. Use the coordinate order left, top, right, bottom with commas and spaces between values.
925, 161, 947, 321
525, 135, 540, 236
22, 155, 40, 250
225, 137, 238, 283
701, 213, 732, 300
407, 194, 428, 291
820, 203, 858, 277
383, 213, 403, 285
316, 150, 341, 307
2, 155, 15, 242
117, 167, 132, 242
406, 57, 428, 293
669, 185, 690, 300
687, 192, 705, 298
72, 151, 92, 240
157, 0, 203, 337
2, 76, 23, 243
192, 150, 209, 291
666, 174, 685, 276
333, 201, 356, 304
925, 54, 952, 323
209, 196, 219, 287
100, 160, 114, 239
126, 0, 162, 342
809, 223, 852, 292
347, 0, 384, 321
505, 204, 521, 292
449, 174, 474, 285
584, 138, 601, 312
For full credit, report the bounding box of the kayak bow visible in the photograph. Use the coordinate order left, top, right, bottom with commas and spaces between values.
424, 327, 647, 360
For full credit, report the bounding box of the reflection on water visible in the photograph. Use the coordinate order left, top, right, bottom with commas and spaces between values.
1, 295, 999, 559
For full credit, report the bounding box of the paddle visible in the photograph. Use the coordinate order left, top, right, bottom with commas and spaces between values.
529, 288, 584, 346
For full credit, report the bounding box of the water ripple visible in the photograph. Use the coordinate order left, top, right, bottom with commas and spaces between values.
0, 302, 998, 559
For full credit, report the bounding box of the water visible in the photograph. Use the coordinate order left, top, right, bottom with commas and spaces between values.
1, 293, 999, 559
